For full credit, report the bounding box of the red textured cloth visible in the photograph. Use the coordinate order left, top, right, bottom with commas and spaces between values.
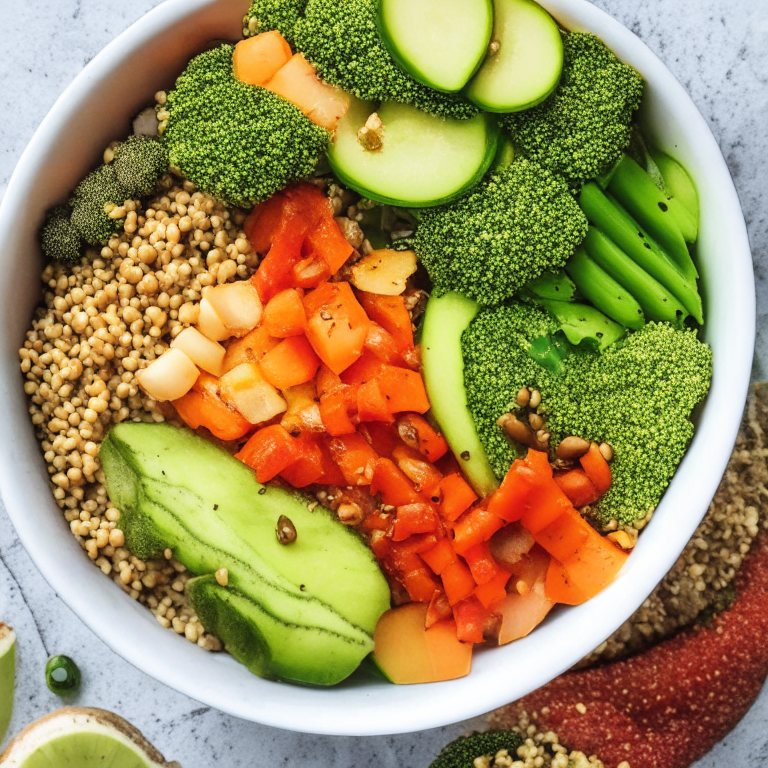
497, 534, 768, 768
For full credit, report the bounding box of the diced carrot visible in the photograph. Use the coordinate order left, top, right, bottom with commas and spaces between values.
258, 336, 321, 390
442, 558, 477, 606
439, 473, 478, 522
558, 531, 628, 601
236, 424, 298, 483
279, 433, 324, 488
222, 326, 279, 373
462, 541, 499, 586
357, 378, 394, 423
233, 31, 292, 86
172, 385, 252, 442
244, 191, 287, 256
399, 557, 440, 603
304, 282, 371, 374
316, 363, 342, 395
327, 432, 379, 486
392, 503, 438, 541
425, 590, 453, 629
525, 448, 554, 478
487, 459, 535, 522
364, 323, 405, 366
341, 349, 386, 386
369, 458, 422, 507
453, 596, 488, 644
545, 557, 590, 605
357, 292, 414, 351
519, 476, 574, 535
392, 445, 442, 498
421, 539, 457, 575
303, 214, 354, 276
396, 413, 448, 462
378, 366, 430, 415
580, 442, 612, 495
534, 506, 593, 564
391, 533, 439, 557
360, 511, 391, 532
474, 568, 512, 609
318, 385, 357, 436
452, 508, 505, 555
554, 468, 600, 508
358, 422, 402, 459
264, 53, 351, 131
262, 288, 307, 338
316, 437, 347, 486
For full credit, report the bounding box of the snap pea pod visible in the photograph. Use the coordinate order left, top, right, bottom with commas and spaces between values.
565, 247, 645, 330
525, 270, 579, 302
583, 227, 688, 328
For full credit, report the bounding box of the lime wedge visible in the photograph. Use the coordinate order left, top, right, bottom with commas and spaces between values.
0, 623, 16, 744
0, 708, 180, 768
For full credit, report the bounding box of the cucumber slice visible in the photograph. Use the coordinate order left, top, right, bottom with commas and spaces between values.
465, 0, 563, 113
378, 0, 493, 93
421, 292, 499, 497
651, 150, 700, 222
491, 131, 516, 171
328, 99, 499, 207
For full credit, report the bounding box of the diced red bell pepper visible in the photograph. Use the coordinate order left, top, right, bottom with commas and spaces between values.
396, 413, 448, 462
441, 558, 476, 606
392, 503, 438, 541
316, 437, 347, 486
453, 596, 488, 644
357, 292, 414, 351
439, 473, 479, 522
452, 508, 505, 555
236, 424, 299, 483
519, 476, 574, 535
378, 366, 430, 415
580, 442, 612, 495
369, 458, 422, 506
461, 540, 499, 586
279, 433, 324, 488
357, 378, 394, 424
360, 510, 391, 532
425, 590, 453, 628
358, 422, 402, 459
389, 549, 439, 602
420, 538, 457, 576
474, 567, 512, 609
327, 432, 379, 486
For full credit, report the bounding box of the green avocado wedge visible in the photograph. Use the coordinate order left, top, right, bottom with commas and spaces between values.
327, 98, 499, 208
421, 292, 499, 497
100, 423, 390, 686
378, 0, 493, 93
465, 0, 563, 113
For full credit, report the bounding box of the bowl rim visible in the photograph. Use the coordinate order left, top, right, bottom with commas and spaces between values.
0, 0, 755, 736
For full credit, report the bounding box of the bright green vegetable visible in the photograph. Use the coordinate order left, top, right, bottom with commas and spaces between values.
415, 158, 588, 305
651, 149, 699, 220
534, 299, 626, 352
462, 301, 712, 524
430, 731, 524, 768
112, 136, 168, 198
68, 164, 128, 245
565, 246, 645, 329
161, 45, 329, 208
293, 0, 478, 119
45, 655, 81, 696
524, 270, 578, 302
0, 623, 15, 743
242, 0, 308, 44
502, 32, 644, 187
40, 206, 83, 263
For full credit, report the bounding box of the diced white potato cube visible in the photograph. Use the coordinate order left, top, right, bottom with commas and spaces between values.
136, 348, 199, 402
350, 249, 417, 296
171, 327, 226, 377
198, 298, 231, 342
280, 382, 324, 434
219, 363, 287, 425
204, 281, 263, 338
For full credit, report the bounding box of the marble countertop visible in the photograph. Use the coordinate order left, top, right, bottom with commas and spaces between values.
1, 0, 767, 765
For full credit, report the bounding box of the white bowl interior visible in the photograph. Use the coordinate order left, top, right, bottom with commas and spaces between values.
0, 0, 754, 736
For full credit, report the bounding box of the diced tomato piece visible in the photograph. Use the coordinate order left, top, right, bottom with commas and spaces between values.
439, 473, 478, 522
442, 558, 477, 606
279, 433, 324, 488
392, 503, 439, 541
395, 413, 448, 462
357, 378, 394, 423
251, 214, 312, 303
461, 541, 499, 585
420, 538, 457, 576
453, 596, 488, 644
316, 437, 347, 486
259, 336, 321, 390
580, 442, 612, 495
236, 424, 299, 483
369, 458, 422, 507
357, 292, 414, 351
474, 567, 512, 609
327, 432, 379, 486
378, 366, 430, 414
425, 590, 453, 628
262, 288, 307, 338
452, 508, 505, 555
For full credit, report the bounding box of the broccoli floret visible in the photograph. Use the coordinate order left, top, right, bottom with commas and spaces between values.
161, 45, 329, 208
243, 0, 308, 44
430, 731, 524, 768
68, 164, 129, 245
415, 159, 588, 306
40, 206, 83, 262
112, 135, 168, 198
293, 0, 477, 120
463, 303, 713, 524
502, 32, 644, 187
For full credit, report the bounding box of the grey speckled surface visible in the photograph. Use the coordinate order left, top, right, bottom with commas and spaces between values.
1, 0, 767, 766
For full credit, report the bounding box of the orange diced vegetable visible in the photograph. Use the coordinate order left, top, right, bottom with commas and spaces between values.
378, 366, 430, 414
392, 503, 438, 542
533, 506, 593, 564
262, 288, 307, 338
341, 349, 386, 386
544, 557, 590, 605
316, 363, 343, 396
496, 580, 555, 646
357, 292, 414, 351
420, 539, 457, 576
244, 191, 287, 256
360, 511, 391, 532
519, 476, 574, 535
452, 508, 505, 555
369, 458, 422, 507
357, 378, 394, 423
259, 335, 321, 390
279, 433, 324, 488
222, 326, 279, 373
304, 282, 371, 374
233, 30, 292, 86
236, 424, 298, 483
439, 473, 478, 522
442, 558, 476, 606
327, 432, 379, 486
580, 442, 612, 494
292, 254, 331, 290
461, 541, 499, 585
280, 382, 323, 435
525, 448, 554, 478
397, 555, 440, 603
487, 459, 535, 522
557, 531, 628, 601
554, 468, 600, 508
425, 590, 453, 628
453, 596, 488, 644
359, 422, 402, 458
396, 413, 448, 462
474, 567, 512, 609
318, 386, 357, 436
364, 323, 407, 367
392, 445, 442, 497
316, 438, 347, 486
265, 53, 351, 131
303, 215, 354, 276
172, 376, 252, 442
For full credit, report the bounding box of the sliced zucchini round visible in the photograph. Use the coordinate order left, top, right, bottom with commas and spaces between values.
378, 0, 493, 93
465, 0, 563, 113
327, 99, 499, 208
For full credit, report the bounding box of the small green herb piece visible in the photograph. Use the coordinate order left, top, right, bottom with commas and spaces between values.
45, 655, 81, 696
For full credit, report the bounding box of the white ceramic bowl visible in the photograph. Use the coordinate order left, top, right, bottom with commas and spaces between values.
0, 0, 754, 737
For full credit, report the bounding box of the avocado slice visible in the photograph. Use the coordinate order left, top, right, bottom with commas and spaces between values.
421, 292, 499, 497
100, 423, 390, 686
